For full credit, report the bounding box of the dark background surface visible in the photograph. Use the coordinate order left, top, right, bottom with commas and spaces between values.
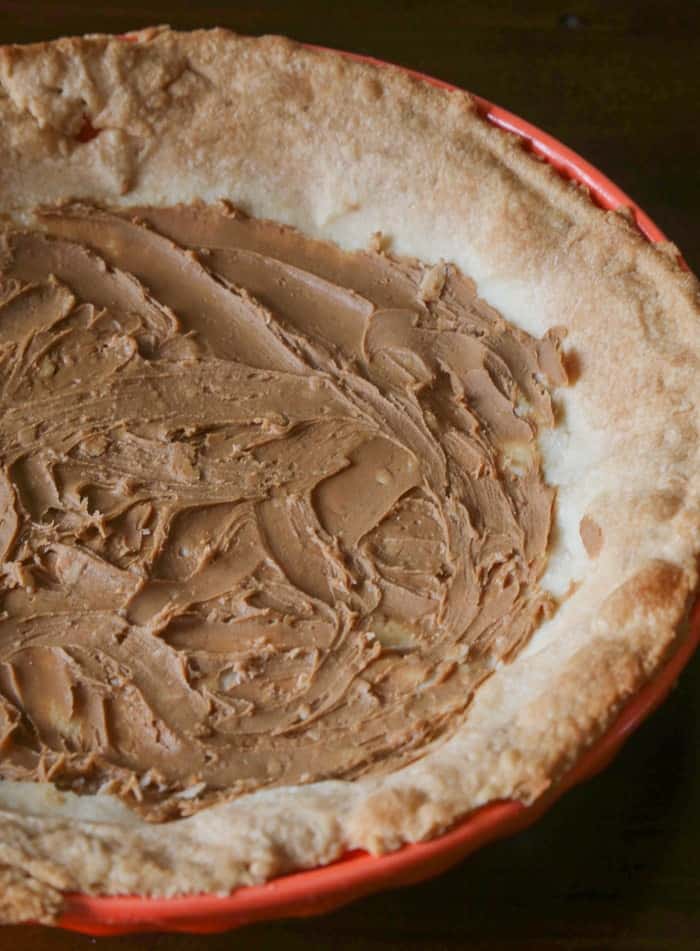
2, 1, 699, 948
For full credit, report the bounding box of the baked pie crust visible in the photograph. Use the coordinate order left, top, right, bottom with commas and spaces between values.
0, 26, 698, 923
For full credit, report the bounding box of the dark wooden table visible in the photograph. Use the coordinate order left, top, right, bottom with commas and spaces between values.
2, 2, 699, 948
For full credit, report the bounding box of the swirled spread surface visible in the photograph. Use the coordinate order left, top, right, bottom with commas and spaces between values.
0, 203, 566, 819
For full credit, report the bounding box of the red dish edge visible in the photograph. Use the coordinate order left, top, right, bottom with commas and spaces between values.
31, 44, 696, 934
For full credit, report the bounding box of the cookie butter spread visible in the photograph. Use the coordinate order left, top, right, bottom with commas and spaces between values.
0, 202, 566, 820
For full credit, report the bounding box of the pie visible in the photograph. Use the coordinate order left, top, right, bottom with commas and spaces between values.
0, 26, 698, 924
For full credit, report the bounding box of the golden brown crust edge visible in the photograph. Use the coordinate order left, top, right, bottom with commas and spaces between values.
0, 27, 698, 921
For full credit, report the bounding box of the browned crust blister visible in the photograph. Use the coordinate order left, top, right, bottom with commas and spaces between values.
0, 27, 698, 922
0, 865, 63, 925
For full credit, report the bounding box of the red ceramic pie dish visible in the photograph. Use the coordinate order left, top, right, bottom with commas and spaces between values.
22, 44, 698, 936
